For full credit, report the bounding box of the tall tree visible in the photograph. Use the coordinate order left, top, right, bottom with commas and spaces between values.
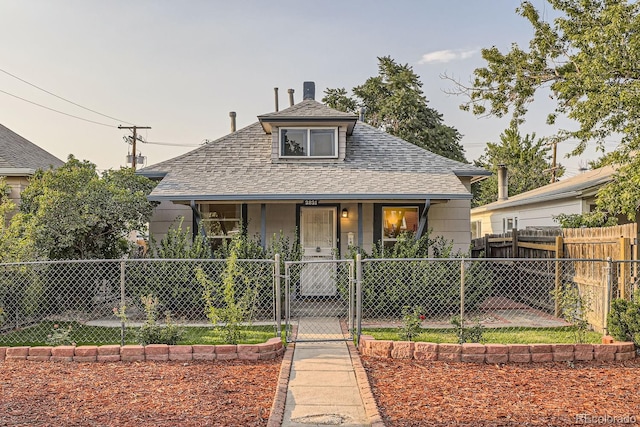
13, 156, 157, 260
450, 0, 640, 218
472, 126, 562, 207
324, 56, 467, 162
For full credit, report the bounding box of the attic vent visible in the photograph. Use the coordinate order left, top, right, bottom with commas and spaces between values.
303, 81, 315, 100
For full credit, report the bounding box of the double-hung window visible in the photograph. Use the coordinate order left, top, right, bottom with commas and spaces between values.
280, 128, 337, 158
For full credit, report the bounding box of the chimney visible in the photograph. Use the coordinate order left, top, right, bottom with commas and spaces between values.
287, 88, 295, 106
303, 81, 315, 100
359, 107, 366, 122
497, 164, 508, 201
274, 87, 279, 112
229, 111, 236, 133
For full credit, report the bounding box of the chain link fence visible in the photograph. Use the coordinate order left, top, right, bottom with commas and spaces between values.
357, 258, 616, 334
1, 257, 636, 346
283, 259, 354, 342
0, 259, 275, 346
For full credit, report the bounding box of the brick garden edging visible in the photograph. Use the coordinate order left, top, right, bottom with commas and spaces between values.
358, 336, 636, 363
0, 338, 285, 363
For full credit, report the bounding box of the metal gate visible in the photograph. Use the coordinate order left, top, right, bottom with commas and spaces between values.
283, 259, 354, 342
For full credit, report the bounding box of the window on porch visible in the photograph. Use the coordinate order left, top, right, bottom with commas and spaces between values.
381, 206, 419, 253
198, 204, 242, 249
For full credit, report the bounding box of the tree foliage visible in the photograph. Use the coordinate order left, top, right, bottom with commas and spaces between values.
553, 212, 618, 228
12, 156, 157, 260
324, 56, 467, 162
472, 125, 562, 206
452, 0, 640, 218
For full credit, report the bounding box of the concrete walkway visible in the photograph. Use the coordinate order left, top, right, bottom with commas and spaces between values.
281, 317, 371, 427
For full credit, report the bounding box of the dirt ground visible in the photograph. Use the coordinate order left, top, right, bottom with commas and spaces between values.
364, 356, 640, 427
0, 359, 280, 427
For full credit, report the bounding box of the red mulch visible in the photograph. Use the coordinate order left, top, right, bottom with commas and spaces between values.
364, 356, 640, 426
0, 359, 280, 427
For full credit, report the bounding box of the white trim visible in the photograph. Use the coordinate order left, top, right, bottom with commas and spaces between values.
0, 168, 36, 176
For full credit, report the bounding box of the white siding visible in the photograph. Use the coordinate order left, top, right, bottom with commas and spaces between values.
149, 201, 193, 242
429, 199, 472, 254
471, 199, 585, 235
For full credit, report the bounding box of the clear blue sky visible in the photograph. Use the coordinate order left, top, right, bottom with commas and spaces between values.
0, 0, 613, 176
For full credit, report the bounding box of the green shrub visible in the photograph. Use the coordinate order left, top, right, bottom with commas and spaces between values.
608, 291, 640, 349
551, 282, 592, 343
135, 294, 184, 346
451, 315, 484, 344
398, 306, 424, 341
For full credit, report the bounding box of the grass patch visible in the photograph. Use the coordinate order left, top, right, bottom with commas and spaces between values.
0, 321, 278, 346
362, 326, 602, 344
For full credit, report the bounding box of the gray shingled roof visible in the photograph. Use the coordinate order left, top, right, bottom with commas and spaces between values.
0, 124, 64, 172
141, 119, 488, 202
258, 99, 359, 119
471, 165, 615, 213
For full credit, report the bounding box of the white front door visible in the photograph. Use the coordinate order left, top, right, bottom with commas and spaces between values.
300, 207, 337, 296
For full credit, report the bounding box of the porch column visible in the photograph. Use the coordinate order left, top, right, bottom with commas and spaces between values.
189, 200, 203, 240
415, 199, 431, 239
357, 203, 363, 250
261, 203, 267, 249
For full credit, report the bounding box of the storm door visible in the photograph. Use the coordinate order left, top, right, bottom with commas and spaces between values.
299, 207, 337, 296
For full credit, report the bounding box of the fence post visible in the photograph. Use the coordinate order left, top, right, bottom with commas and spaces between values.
119, 259, 126, 347
355, 254, 362, 347
604, 257, 613, 334
483, 234, 491, 258
274, 254, 281, 338
460, 258, 465, 327
554, 236, 564, 317
618, 237, 630, 299
511, 228, 518, 258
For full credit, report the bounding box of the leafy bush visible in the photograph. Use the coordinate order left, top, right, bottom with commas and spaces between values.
135, 294, 184, 346
398, 306, 424, 341
451, 315, 484, 344
46, 323, 75, 346
608, 291, 640, 349
553, 212, 617, 228
551, 282, 592, 343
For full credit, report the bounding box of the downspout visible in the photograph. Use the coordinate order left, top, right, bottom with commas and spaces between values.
415, 199, 431, 239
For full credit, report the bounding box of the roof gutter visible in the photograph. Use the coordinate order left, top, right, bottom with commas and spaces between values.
0, 168, 37, 176
147, 193, 472, 202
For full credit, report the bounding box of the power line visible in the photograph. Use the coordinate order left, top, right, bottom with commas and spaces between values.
142, 141, 201, 147
0, 67, 135, 125
0, 89, 118, 128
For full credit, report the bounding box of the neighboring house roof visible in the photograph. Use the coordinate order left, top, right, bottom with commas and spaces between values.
140, 100, 489, 202
0, 124, 65, 175
471, 165, 615, 214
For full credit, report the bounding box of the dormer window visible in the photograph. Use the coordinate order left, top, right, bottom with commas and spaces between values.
280, 128, 337, 158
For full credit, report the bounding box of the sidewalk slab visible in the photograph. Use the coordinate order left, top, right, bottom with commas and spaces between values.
281, 318, 370, 427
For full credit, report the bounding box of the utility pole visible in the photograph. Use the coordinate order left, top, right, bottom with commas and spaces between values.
118, 125, 151, 170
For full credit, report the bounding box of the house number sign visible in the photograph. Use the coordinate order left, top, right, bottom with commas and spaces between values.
304, 200, 319, 206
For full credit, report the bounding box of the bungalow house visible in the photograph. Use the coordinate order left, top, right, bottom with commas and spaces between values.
139, 82, 489, 272
470, 164, 618, 237
0, 123, 64, 211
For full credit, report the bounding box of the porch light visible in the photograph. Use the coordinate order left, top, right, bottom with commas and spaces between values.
341, 208, 348, 218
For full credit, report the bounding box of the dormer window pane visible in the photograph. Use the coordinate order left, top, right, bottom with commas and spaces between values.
279, 128, 337, 158
281, 129, 307, 156
310, 129, 335, 156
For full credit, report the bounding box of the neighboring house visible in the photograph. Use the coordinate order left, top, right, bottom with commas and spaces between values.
470, 165, 617, 237
139, 82, 489, 280
0, 123, 65, 211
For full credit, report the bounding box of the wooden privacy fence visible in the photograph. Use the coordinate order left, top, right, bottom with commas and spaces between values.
471, 223, 639, 332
